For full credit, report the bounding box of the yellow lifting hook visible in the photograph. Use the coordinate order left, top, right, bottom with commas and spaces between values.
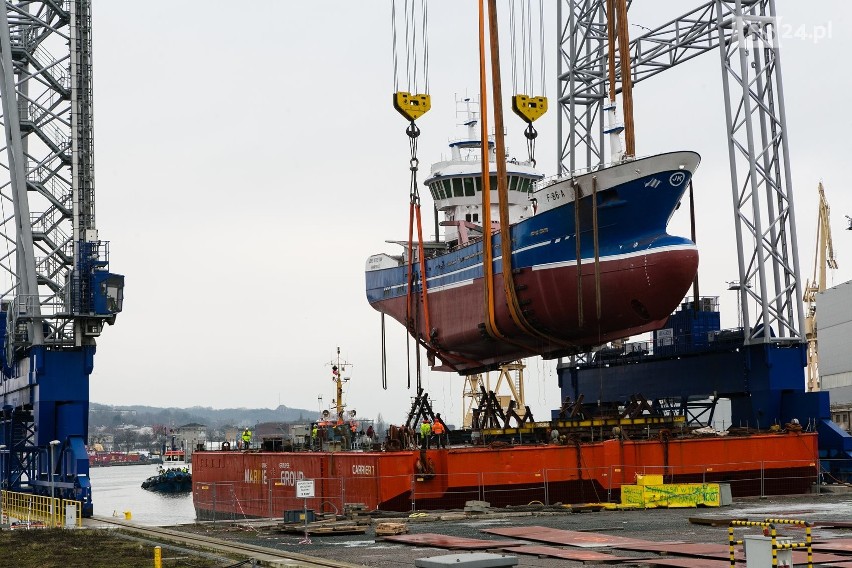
511, 94, 547, 123
393, 91, 431, 122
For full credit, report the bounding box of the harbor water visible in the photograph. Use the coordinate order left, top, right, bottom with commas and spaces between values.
90, 463, 196, 526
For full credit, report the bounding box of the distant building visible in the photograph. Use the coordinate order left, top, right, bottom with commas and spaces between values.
174, 423, 206, 462
832, 404, 852, 433
818, 280, 852, 433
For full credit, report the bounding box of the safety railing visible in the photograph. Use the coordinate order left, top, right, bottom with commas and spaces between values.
1, 490, 83, 527
818, 458, 852, 485
192, 458, 822, 520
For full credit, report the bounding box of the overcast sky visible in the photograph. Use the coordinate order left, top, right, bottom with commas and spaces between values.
87, 1, 851, 427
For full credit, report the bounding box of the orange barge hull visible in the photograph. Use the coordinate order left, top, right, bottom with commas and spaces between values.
192, 433, 818, 520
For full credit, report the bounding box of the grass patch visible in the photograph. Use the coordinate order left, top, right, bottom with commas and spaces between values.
1, 528, 227, 568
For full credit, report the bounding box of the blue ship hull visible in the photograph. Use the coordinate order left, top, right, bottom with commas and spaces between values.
366, 152, 701, 373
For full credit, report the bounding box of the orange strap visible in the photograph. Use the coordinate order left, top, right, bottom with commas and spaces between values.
414, 203, 432, 339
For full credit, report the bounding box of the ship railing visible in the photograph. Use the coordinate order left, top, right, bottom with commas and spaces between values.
0, 490, 83, 528
532, 155, 647, 192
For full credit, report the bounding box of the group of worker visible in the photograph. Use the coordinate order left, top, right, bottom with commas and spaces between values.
309, 419, 374, 450
419, 414, 447, 449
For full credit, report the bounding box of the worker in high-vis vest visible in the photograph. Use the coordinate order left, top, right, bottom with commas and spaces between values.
419, 419, 432, 450
432, 415, 446, 449
241, 428, 252, 450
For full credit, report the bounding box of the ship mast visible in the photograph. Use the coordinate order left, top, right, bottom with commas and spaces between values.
330, 347, 351, 419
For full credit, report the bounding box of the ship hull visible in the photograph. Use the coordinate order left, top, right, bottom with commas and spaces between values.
366, 152, 701, 372
192, 433, 818, 520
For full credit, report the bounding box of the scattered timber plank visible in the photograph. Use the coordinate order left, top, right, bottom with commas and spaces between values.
375, 522, 409, 536
279, 524, 367, 536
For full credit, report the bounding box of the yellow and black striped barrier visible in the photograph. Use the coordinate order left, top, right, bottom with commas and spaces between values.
764, 518, 813, 567
728, 519, 812, 567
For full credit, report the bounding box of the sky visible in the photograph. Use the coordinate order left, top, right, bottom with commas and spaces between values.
87, 1, 852, 428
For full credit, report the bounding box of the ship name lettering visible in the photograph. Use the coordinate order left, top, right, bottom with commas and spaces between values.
546, 189, 565, 202
352, 464, 375, 476
280, 469, 305, 486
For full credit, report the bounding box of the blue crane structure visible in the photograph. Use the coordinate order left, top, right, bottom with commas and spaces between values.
0, 1, 123, 517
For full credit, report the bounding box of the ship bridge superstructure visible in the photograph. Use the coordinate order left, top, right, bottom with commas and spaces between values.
424, 99, 542, 246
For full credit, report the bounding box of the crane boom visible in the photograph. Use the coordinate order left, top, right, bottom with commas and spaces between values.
804, 181, 838, 392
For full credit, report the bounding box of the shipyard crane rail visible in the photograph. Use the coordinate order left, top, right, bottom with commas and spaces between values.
0, 0, 124, 517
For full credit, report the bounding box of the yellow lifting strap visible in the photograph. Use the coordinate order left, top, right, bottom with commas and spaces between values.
393, 91, 431, 122
511, 94, 547, 123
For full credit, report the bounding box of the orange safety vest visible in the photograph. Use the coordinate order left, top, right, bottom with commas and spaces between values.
432, 421, 445, 435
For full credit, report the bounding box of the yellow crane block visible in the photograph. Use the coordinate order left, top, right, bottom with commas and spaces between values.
511, 94, 547, 123
393, 92, 431, 122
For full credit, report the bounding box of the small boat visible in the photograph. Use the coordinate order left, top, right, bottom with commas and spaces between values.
162, 449, 187, 465
141, 466, 192, 493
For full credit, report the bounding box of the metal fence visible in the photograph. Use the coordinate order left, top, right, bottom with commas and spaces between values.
193, 459, 822, 520
0, 490, 83, 527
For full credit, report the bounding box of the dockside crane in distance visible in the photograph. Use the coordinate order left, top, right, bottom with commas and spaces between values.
804, 182, 838, 392
0, 1, 124, 517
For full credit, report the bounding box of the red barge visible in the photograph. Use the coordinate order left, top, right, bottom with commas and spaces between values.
192, 432, 817, 520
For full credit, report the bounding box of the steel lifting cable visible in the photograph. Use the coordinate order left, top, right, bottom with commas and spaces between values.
403, 121, 433, 390
403, 123, 433, 341
509, 0, 546, 167
393, 0, 432, 386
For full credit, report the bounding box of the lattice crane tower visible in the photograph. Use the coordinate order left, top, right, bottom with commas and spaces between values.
0, 1, 124, 517
558, 0, 805, 344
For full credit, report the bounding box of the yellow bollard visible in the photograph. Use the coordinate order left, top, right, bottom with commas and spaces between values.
123, 510, 132, 520
154, 545, 162, 568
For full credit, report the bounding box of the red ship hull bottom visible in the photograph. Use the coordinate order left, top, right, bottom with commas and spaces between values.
192, 433, 817, 520
371, 248, 698, 371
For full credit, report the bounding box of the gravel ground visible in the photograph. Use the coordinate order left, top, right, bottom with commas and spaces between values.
172, 489, 852, 567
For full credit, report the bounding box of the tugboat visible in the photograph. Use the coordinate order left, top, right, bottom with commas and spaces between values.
141, 465, 192, 493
